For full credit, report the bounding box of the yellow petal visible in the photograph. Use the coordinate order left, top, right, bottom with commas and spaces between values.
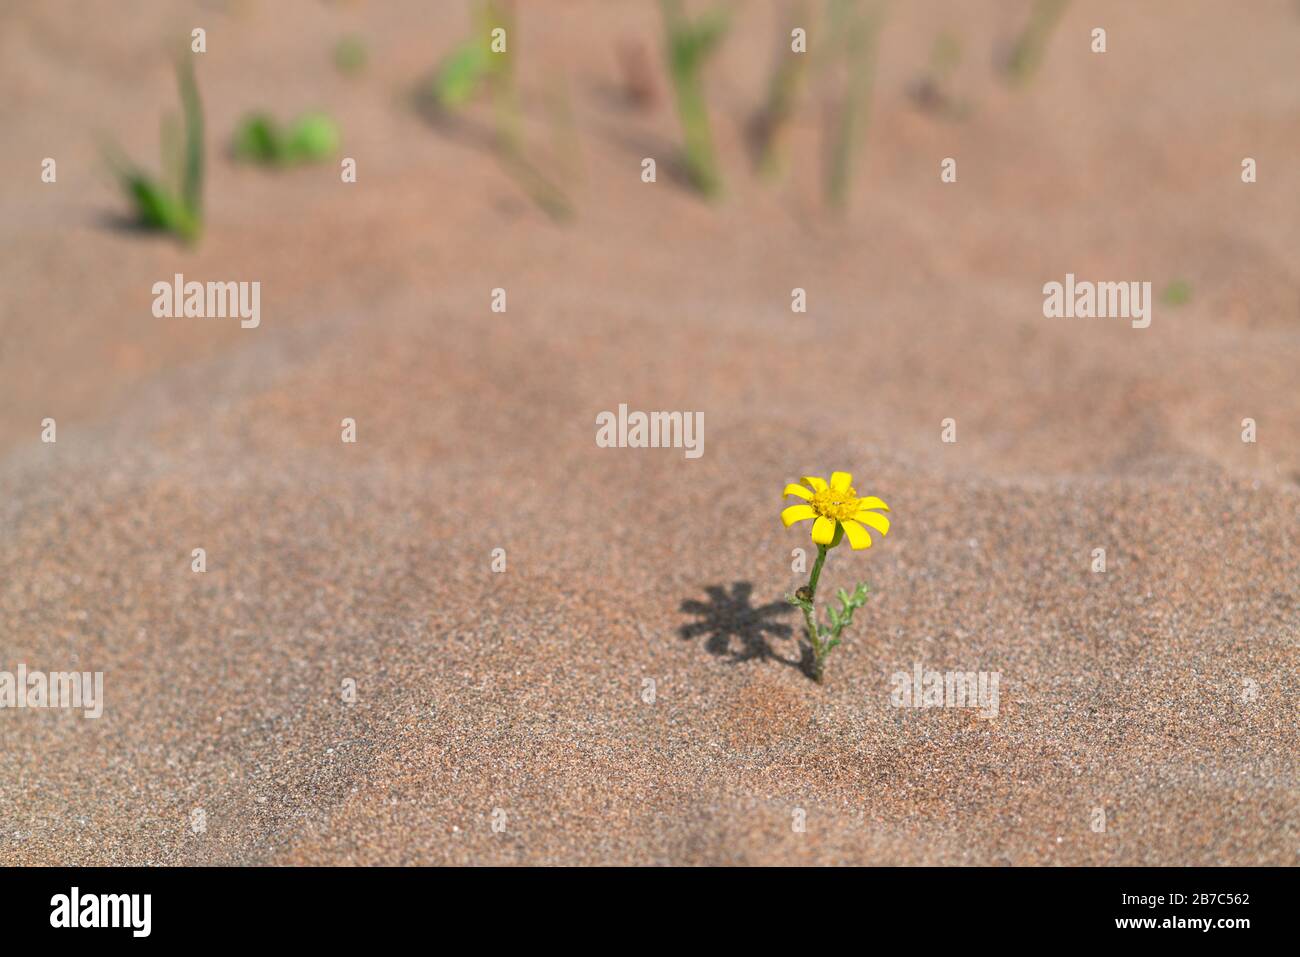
801, 475, 828, 492
811, 516, 837, 544
841, 519, 873, 550
854, 510, 890, 536
782, 504, 816, 527
830, 471, 853, 491
783, 483, 813, 501
856, 496, 889, 512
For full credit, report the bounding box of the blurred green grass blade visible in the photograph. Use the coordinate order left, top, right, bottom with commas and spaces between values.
233, 113, 284, 163
661, 0, 727, 197
434, 41, 491, 108
826, 0, 883, 209
123, 171, 199, 242
176, 55, 204, 220
499, 149, 573, 222
1006, 0, 1069, 84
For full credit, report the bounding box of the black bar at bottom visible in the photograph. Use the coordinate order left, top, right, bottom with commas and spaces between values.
0, 866, 1276, 944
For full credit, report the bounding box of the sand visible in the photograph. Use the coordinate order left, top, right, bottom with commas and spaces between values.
0, 0, 1296, 865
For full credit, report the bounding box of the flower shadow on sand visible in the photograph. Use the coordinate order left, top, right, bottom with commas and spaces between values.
679, 582, 807, 672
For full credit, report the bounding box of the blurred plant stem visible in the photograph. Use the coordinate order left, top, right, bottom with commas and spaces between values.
1005, 0, 1069, 85
752, 0, 811, 179
825, 0, 884, 210
483, 1, 574, 221
105, 53, 204, 244
661, 0, 728, 197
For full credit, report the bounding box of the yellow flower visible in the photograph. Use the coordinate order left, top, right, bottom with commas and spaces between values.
780, 471, 890, 550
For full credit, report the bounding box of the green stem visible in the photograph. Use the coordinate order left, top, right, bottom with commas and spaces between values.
755, 19, 808, 179
826, 0, 882, 210
177, 54, 203, 229
661, 0, 724, 197
807, 543, 827, 599
1006, 0, 1069, 85
677, 79, 719, 195
801, 544, 829, 681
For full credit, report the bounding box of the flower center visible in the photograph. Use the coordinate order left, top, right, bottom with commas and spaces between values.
810, 485, 859, 522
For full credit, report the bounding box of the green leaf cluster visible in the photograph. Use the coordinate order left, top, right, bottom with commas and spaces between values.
107, 56, 204, 244
233, 112, 340, 166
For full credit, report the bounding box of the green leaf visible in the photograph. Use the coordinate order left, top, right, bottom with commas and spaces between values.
286, 113, 340, 162
233, 114, 284, 163
104, 52, 204, 244
434, 41, 491, 108
234, 112, 340, 166
123, 172, 198, 241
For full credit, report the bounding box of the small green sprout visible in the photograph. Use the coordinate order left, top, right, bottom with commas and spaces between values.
751, 0, 810, 179
485, 2, 574, 220
333, 34, 368, 75
233, 112, 341, 166
660, 0, 728, 197
1005, 0, 1070, 85
421, 2, 574, 221
106, 55, 204, 244
825, 0, 884, 210
1161, 279, 1193, 307
432, 40, 493, 109
789, 582, 870, 683
426, 2, 509, 111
